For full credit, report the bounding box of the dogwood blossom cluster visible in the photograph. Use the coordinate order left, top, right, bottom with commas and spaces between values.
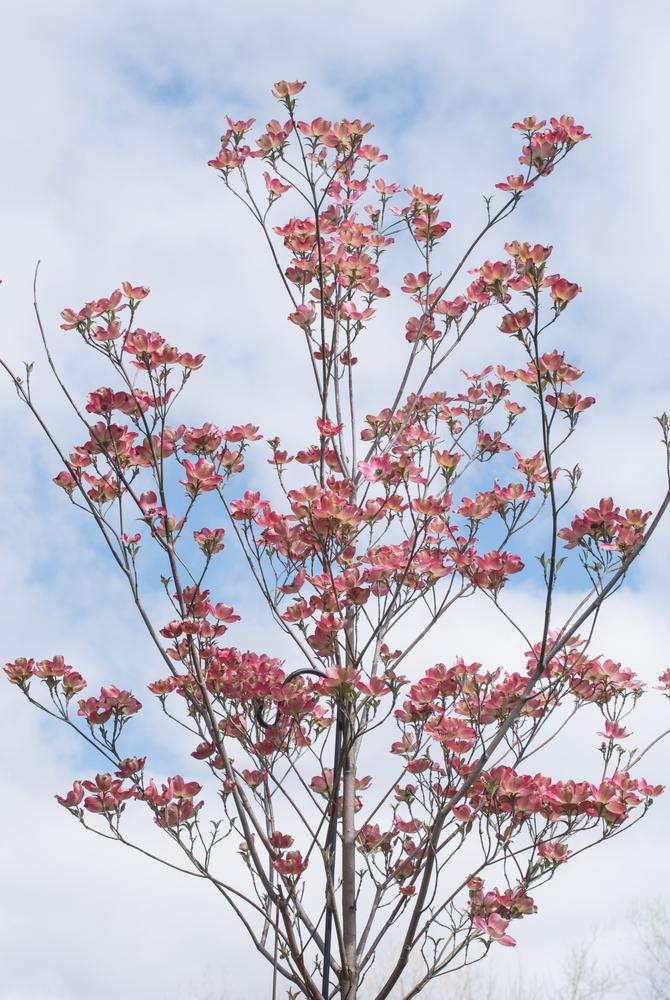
558, 497, 651, 562
3, 80, 669, 1000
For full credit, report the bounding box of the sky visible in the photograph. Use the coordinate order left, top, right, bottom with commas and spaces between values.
1, 2, 669, 998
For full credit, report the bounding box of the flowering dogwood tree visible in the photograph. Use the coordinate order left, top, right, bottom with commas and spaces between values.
3, 80, 670, 1000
